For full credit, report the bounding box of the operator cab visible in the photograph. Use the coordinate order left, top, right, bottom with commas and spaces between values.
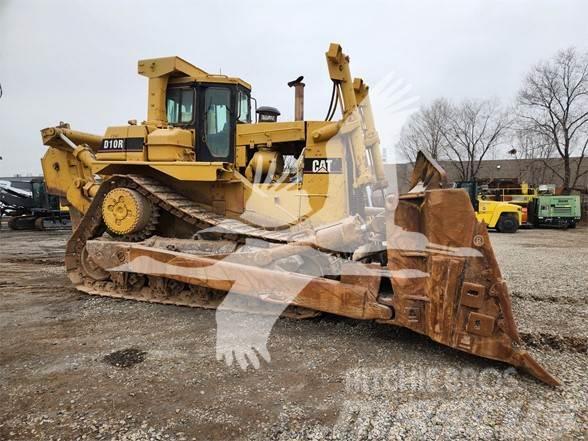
165, 83, 251, 163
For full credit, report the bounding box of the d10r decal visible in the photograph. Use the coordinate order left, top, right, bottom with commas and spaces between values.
101, 138, 125, 151
99, 137, 144, 152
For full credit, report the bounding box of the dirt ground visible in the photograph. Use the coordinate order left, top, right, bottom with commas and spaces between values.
0, 225, 586, 440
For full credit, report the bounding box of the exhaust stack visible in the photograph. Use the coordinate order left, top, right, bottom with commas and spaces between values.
288, 76, 305, 121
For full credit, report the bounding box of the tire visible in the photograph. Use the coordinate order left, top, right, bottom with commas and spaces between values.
496, 213, 518, 233
568, 220, 576, 229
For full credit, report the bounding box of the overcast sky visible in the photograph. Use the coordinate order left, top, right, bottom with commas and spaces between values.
1, 0, 588, 175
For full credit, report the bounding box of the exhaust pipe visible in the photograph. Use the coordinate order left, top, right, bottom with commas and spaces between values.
288, 76, 305, 121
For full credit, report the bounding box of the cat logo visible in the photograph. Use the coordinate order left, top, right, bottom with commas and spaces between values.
303, 157, 342, 174
313, 159, 332, 173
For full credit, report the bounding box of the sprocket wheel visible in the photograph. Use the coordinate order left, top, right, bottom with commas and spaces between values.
101, 187, 159, 242
120, 206, 159, 242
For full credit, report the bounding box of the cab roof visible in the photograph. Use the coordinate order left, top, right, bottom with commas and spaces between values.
138, 56, 251, 90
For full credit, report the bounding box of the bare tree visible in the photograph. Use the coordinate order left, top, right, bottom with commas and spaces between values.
507, 129, 553, 184
517, 47, 588, 193
442, 99, 510, 181
396, 98, 451, 163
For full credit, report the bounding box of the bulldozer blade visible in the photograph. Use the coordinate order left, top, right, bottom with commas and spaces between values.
382, 187, 559, 386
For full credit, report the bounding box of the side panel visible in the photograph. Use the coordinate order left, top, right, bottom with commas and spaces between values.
236, 121, 305, 146
97, 125, 149, 162
537, 195, 581, 219
234, 121, 351, 227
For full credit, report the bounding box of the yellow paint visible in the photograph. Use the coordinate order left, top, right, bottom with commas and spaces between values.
40, 43, 387, 229
90, 161, 233, 182
102, 188, 144, 235
41, 147, 94, 214
138, 55, 250, 123
236, 122, 305, 147
325, 43, 374, 187
147, 127, 193, 161
98, 125, 149, 162
476, 199, 522, 227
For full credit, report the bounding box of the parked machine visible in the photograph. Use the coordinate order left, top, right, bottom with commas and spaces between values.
454, 181, 522, 233
38, 43, 557, 384
531, 193, 581, 228
0, 177, 70, 230
485, 180, 581, 228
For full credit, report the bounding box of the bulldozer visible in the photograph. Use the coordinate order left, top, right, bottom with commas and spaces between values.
39, 43, 558, 385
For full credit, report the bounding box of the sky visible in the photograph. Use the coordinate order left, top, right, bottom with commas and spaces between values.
1, 0, 587, 175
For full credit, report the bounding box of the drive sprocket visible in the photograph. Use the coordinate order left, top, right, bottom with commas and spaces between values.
101, 187, 159, 241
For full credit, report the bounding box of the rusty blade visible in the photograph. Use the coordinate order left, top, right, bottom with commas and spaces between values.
384, 188, 559, 386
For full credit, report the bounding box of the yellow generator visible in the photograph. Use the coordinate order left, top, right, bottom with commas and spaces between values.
39, 44, 557, 385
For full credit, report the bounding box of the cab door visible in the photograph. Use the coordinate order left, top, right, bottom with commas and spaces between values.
197, 86, 235, 163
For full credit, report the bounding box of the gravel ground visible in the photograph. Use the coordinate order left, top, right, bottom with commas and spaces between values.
0, 226, 586, 440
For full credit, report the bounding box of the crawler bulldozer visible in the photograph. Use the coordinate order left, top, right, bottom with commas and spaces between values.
40, 43, 557, 385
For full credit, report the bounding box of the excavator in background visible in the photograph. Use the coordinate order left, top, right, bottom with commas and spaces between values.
39, 43, 558, 385
0, 176, 70, 230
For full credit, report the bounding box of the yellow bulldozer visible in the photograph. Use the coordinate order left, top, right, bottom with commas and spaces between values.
39, 43, 557, 385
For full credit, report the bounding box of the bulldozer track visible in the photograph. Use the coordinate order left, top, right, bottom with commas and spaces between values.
66, 174, 318, 318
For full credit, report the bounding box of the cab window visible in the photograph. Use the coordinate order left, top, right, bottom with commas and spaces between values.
166, 87, 195, 124
204, 87, 231, 158
31, 181, 46, 206
237, 89, 251, 123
